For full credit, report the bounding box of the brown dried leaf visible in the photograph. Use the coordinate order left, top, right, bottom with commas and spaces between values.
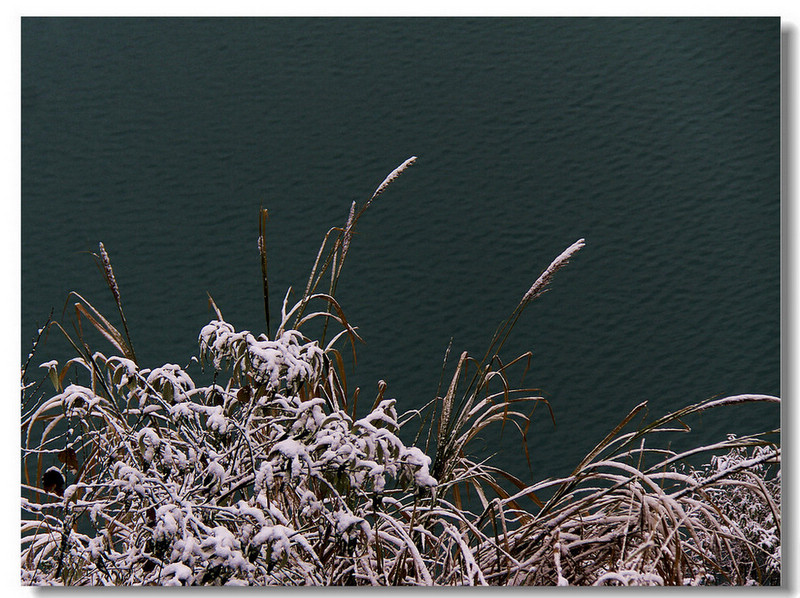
57, 448, 79, 472
237, 385, 252, 403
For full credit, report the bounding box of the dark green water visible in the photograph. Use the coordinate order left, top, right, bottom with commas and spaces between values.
22, 18, 780, 482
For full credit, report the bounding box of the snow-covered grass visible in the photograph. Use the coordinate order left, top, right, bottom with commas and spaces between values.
21, 158, 780, 585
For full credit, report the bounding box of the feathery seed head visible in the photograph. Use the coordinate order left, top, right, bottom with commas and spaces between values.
522, 238, 585, 304
367, 156, 418, 207
341, 200, 357, 258
98, 242, 121, 304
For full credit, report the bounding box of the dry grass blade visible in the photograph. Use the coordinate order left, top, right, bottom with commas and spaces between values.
65, 290, 135, 363
259, 207, 271, 338
582, 399, 649, 469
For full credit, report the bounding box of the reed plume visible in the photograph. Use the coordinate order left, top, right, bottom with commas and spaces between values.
521, 238, 585, 305
98, 242, 120, 305
341, 200, 357, 260
94, 242, 136, 363
366, 155, 417, 207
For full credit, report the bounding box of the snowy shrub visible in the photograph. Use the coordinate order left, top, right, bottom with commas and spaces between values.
679, 441, 781, 585
22, 317, 441, 585
21, 158, 780, 585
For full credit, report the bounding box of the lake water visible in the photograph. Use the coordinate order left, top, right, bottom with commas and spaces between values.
21, 17, 780, 483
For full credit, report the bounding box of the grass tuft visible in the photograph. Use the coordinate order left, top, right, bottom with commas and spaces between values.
21, 161, 779, 586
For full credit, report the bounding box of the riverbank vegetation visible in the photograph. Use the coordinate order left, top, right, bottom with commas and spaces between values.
21, 158, 780, 585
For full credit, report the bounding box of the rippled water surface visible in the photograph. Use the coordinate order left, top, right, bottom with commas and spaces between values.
22, 18, 780, 480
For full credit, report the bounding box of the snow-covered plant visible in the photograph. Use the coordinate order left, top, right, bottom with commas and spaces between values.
22, 314, 440, 585
462, 400, 780, 586
679, 440, 781, 584
21, 158, 780, 585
